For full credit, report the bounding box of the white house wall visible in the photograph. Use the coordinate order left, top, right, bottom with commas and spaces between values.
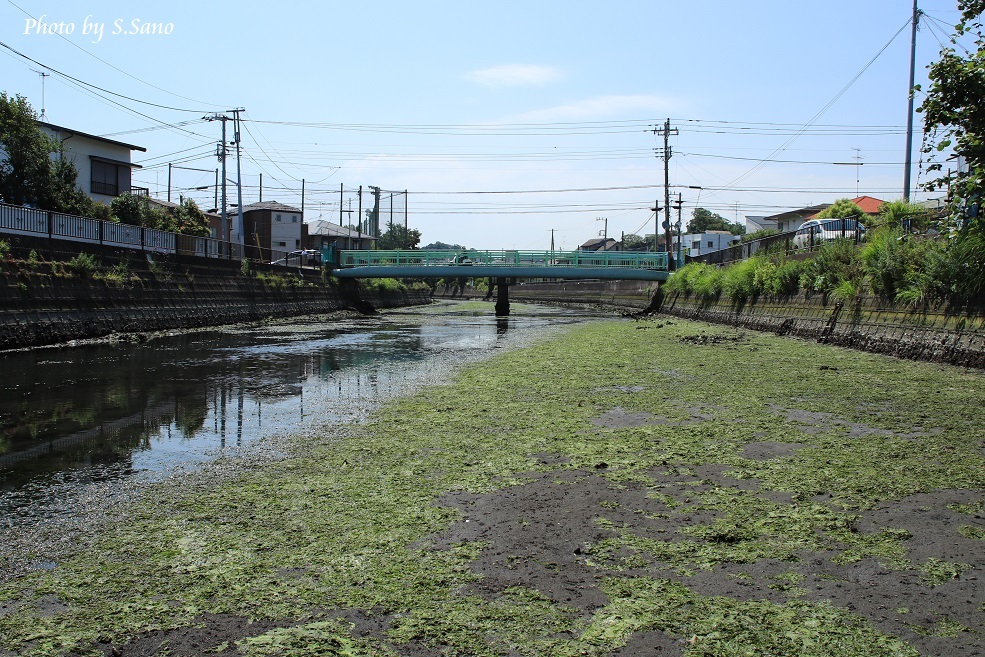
270, 211, 302, 253
40, 127, 134, 205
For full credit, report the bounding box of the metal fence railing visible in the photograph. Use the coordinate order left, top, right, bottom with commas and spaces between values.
0, 201, 309, 269
339, 249, 670, 271
688, 217, 867, 266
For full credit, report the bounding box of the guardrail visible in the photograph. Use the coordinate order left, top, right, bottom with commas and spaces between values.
689, 218, 866, 266
0, 201, 303, 267
339, 249, 669, 270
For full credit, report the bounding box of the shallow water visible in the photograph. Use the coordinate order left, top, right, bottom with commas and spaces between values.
0, 301, 604, 527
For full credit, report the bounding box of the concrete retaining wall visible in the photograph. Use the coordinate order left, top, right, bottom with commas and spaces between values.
0, 255, 431, 350
659, 291, 985, 368
434, 279, 657, 310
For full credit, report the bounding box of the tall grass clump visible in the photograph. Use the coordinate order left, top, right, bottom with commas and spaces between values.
666, 262, 725, 299
719, 257, 758, 301
860, 227, 913, 298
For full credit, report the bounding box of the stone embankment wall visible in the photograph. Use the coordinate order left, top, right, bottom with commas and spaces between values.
434, 280, 657, 310
0, 252, 430, 351
659, 290, 985, 368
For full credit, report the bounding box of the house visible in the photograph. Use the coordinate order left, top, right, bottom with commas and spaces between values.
579, 237, 621, 252
756, 204, 831, 234
744, 215, 778, 234
38, 121, 147, 204
305, 219, 376, 253
807, 196, 886, 219
239, 201, 303, 261
678, 230, 740, 257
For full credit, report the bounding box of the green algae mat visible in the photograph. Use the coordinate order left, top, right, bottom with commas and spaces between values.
1, 316, 983, 656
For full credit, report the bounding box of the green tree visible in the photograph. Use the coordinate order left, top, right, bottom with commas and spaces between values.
919, 0, 985, 234
815, 198, 866, 220
687, 207, 744, 235
172, 198, 211, 236
0, 93, 92, 214
621, 233, 648, 250
0, 93, 51, 206
377, 224, 422, 249
687, 207, 730, 233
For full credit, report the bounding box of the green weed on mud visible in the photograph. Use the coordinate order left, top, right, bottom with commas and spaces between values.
0, 316, 982, 656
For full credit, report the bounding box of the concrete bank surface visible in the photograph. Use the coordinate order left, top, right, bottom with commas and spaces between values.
0, 254, 431, 350
659, 290, 985, 369
436, 278, 984, 368
0, 315, 981, 656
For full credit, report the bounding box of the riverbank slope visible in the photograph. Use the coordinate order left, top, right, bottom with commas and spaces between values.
0, 254, 431, 350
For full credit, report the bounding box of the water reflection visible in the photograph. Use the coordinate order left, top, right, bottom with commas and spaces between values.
0, 304, 597, 521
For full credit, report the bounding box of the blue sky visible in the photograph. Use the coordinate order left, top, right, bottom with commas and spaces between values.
0, 0, 972, 249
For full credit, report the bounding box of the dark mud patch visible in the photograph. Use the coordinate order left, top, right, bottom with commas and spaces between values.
429, 470, 985, 656
85, 614, 291, 657
591, 407, 672, 429
742, 441, 805, 461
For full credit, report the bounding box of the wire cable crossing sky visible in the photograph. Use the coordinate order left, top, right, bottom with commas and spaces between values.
1, 0, 968, 249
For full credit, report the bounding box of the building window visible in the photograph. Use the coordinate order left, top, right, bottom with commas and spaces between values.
692, 241, 700, 249
707, 241, 714, 248
275, 214, 282, 222
275, 241, 287, 247
291, 215, 298, 223
295, 239, 300, 247
91, 160, 120, 196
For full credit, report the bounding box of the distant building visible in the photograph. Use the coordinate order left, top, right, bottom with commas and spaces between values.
38, 121, 146, 204
579, 237, 621, 252
806, 195, 885, 219
306, 219, 376, 253
678, 230, 740, 257
240, 201, 303, 261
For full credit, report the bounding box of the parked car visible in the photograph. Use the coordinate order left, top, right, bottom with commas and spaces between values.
793, 218, 866, 249
270, 249, 321, 266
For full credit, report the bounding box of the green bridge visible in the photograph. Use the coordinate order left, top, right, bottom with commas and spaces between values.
331, 249, 669, 316
332, 249, 670, 282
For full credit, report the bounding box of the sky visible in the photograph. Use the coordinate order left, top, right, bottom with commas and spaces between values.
0, 0, 974, 250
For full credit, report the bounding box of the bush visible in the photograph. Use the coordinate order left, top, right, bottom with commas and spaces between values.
772, 260, 805, 295
67, 252, 98, 276
0, 240, 10, 259
860, 227, 908, 298
719, 258, 758, 301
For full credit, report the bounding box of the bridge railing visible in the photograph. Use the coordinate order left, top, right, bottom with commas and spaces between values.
338, 249, 669, 270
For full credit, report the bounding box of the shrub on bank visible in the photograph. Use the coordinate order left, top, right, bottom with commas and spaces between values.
670, 229, 984, 307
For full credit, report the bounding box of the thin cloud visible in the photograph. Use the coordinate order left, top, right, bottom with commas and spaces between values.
510, 95, 677, 122
465, 64, 562, 87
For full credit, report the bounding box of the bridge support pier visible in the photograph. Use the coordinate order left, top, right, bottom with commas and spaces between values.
495, 277, 510, 316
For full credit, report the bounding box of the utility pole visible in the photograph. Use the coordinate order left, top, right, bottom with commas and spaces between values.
651, 201, 662, 253
597, 216, 608, 242
404, 190, 409, 248
167, 163, 172, 203
673, 193, 684, 267
232, 109, 244, 245
903, 0, 920, 201
204, 114, 229, 243
301, 179, 306, 216
358, 185, 363, 237
259, 173, 263, 203
550, 228, 556, 252
340, 183, 345, 226
652, 119, 678, 269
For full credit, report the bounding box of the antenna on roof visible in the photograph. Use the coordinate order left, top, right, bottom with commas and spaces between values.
30, 69, 50, 121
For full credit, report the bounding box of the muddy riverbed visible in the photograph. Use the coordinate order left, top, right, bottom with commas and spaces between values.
0, 310, 982, 657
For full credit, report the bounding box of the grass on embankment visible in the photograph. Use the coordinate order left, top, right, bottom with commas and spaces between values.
0, 317, 982, 656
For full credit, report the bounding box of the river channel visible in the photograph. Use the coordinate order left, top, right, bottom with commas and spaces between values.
0, 301, 605, 534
